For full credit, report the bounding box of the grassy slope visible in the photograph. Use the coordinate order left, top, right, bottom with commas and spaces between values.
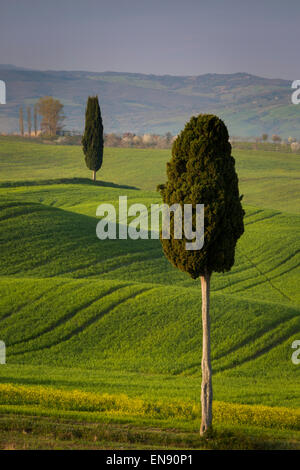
0, 136, 299, 212
0, 138, 299, 447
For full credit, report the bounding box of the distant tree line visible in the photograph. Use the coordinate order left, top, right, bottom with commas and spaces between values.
231, 133, 300, 153
16, 98, 300, 154
104, 131, 176, 149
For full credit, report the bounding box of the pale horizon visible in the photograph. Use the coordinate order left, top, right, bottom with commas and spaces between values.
0, 63, 292, 82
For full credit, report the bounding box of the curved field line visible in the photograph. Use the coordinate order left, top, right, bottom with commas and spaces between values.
212, 312, 298, 362
0, 206, 46, 222
0, 202, 35, 210
9, 286, 154, 357
214, 316, 300, 374
233, 246, 292, 301
244, 212, 280, 226
244, 209, 264, 219
0, 280, 74, 322
268, 262, 300, 282
213, 258, 299, 297
181, 314, 299, 375
215, 252, 299, 296
211, 262, 259, 293
93, 254, 163, 277
8, 284, 128, 348
54, 248, 162, 278
262, 253, 300, 278
231, 276, 289, 300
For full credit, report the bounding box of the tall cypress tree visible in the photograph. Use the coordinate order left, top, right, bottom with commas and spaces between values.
158, 114, 244, 435
19, 107, 24, 136
82, 96, 103, 181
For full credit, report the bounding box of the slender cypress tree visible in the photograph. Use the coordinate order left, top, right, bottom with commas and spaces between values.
19, 107, 24, 136
158, 114, 244, 436
82, 96, 103, 181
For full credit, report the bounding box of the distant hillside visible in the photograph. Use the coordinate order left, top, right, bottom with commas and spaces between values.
0, 66, 299, 137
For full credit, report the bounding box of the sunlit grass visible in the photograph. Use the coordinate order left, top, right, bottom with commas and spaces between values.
0, 137, 299, 448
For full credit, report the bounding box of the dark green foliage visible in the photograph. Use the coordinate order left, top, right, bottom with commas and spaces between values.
158, 114, 245, 279
82, 96, 103, 173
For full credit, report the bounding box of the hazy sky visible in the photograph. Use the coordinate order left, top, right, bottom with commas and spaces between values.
1, 0, 299, 79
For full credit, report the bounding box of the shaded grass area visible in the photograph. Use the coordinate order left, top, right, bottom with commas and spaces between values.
0, 193, 299, 303
0, 184, 299, 415
0, 138, 299, 449
0, 177, 139, 191
0, 412, 299, 450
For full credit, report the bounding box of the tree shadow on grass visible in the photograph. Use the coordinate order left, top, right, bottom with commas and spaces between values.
0, 177, 139, 191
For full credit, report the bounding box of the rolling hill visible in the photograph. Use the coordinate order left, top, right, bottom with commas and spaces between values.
0, 65, 299, 137
0, 137, 299, 419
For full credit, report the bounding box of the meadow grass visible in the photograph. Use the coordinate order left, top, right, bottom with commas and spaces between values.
1, 412, 299, 450
0, 365, 299, 408
0, 384, 299, 430
0, 136, 299, 212
0, 137, 299, 448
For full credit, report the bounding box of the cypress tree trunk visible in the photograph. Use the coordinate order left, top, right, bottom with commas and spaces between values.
19, 108, 24, 137
92, 170, 96, 182
200, 270, 212, 436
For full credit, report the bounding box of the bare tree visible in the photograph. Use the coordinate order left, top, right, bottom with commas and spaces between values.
34, 104, 38, 136
36, 96, 65, 136
272, 134, 281, 143
272, 134, 282, 150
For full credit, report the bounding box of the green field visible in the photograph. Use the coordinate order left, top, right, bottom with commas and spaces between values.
0, 137, 299, 449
